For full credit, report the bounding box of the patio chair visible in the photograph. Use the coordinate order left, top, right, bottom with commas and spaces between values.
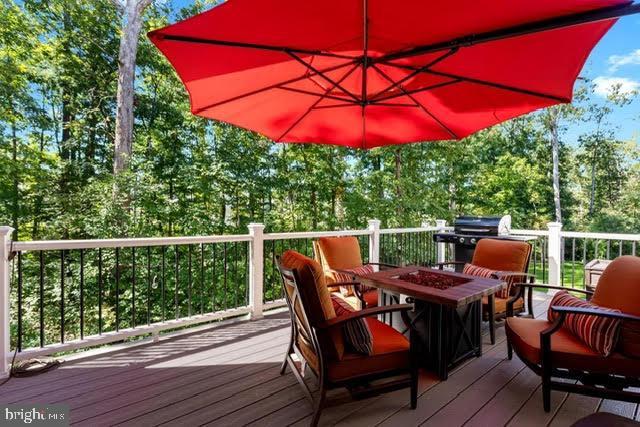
277, 250, 418, 426
435, 238, 534, 344
505, 255, 640, 412
313, 236, 397, 309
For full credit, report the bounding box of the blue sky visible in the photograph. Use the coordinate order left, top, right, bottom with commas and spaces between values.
170, 1, 640, 146
564, 14, 640, 145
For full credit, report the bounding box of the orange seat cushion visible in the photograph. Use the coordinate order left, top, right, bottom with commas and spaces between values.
506, 317, 640, 377
280, 250, 344, 360
590, 256, 640, 359
328, 317, 409, 382
472, 239, 531, 273
317, 236, 364, 270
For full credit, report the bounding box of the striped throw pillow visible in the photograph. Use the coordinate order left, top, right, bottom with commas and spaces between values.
463, 263, 512, 299
331, 295, 373, 355
334, 264, 375, 296
548, 291, 622, 356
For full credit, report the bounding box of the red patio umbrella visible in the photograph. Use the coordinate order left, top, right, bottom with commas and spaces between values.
149, 0, 640, 149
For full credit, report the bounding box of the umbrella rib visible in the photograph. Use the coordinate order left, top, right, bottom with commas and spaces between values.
425, 69, 569, 102
374, 2, 640, 63
277, 86, 360, 104
193, 61, 357, 114
275, 63, 361, 142
369, 48, 459, 101
154, 33, 357, 60
288, 52, 361, 103
372, 79, 462, 103
371, 64, 459, 139
380, 61, 568, 103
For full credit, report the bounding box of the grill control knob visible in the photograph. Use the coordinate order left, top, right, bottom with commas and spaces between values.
459, 237, 465, 244
470, 238, 477, 244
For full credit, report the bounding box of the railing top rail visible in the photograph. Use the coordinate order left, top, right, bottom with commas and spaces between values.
11, 234, 252, 252
561, 231, 640, 241
380, 226, 440, 234
264, 229, 371, 240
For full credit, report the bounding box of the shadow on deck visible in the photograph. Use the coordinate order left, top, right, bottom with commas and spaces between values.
0, 292, 637, 426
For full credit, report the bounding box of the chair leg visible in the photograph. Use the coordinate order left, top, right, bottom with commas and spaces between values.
281, 325, 295, 375
488, 295, 496, 345
542, 376, 551, 412
507, 338, 513, 360
311, 384, 326, 427
410, 370, 418, 409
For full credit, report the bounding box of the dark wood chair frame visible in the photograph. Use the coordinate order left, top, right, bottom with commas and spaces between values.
277, 261, 419, 426
434, 257, 536, 344
506, 283, 640, 412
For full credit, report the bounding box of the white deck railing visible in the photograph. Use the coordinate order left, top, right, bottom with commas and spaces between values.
0, 220, 638, 376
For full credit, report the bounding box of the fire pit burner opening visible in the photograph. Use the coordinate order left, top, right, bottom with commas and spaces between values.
396, 270, 470, 290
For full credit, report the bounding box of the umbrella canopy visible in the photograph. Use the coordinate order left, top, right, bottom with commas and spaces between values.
149, 0, 639, 149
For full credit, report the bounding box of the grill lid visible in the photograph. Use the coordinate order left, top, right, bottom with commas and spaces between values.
453, 215, 511, 236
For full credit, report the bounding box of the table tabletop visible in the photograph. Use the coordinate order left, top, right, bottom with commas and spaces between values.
359, 266, 506, 308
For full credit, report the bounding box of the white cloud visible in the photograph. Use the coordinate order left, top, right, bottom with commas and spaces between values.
608, 49, 640, 72
592, 76, 640, 98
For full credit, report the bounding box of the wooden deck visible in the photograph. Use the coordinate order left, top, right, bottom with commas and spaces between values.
0, 292, 638, 426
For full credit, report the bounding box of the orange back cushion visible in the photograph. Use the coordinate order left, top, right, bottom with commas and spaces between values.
472, 239, 531, 273
317, 236, 364, 270
280, 250, 344, 360
591, 256, 640, 358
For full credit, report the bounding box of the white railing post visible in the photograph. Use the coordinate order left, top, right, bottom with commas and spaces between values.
248, 223, 265, 320
368, 219, 381, 265
547, 222, 563, 287
0, 227, 14, 377
435, 219, 447, 263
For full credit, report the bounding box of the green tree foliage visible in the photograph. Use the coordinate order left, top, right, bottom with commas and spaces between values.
1, 0, 638, 241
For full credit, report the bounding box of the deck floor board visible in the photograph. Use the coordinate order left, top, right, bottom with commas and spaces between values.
0, 292, 636, 427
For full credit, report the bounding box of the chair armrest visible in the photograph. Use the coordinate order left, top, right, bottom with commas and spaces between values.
366, 262, 398, 269
493, 271, 536, 281
330, 281, 364, 288
550, 306, 640, 322
433, 261, 466, 270
317, 304, 413, 329
513, 283, 593, 297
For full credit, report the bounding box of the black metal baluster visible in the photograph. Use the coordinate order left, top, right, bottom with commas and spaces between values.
200, 244, 204, 314
98, 248, 103, 335
271, 240, 277, 302
132, 247, 136, 328
115, 247, 120, 332
223, 242, 228, 310
161, 246, 166, 322
60, 250, 65, 343
80, 249, 84, 339
607, 240, 611, 259
147, 246, 151, 326
244, 241, 249, 305
175, 245, 179, 320
582, 239, 587, 288
188, 244, 192, 317
39, 251, 44, 347
571, 239, 576, 289
17, 251, 22, 351
212, 244, 217, 311
234, 242, 239, 308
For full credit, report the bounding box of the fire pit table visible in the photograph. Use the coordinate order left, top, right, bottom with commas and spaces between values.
359, 266, 505, 380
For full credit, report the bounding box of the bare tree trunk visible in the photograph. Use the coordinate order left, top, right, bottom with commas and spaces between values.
12, 121, 19, 241
548, 109, 562, 223
588, 144, 597, 217
112, 0, 152, 174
